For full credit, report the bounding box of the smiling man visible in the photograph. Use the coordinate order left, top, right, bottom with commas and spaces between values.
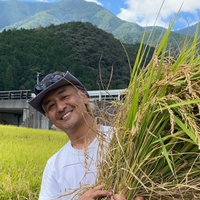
28, 71, 144, 200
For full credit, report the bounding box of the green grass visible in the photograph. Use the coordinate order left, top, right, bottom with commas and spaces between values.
0, 125, 68, 200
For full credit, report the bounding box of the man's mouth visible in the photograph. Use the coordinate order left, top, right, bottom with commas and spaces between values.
61, 111, 72, 120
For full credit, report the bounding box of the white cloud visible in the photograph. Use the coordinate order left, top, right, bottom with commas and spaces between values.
84, 0, 103, 6
33, 0, 57, 2
117, 0, 200, 28
30, 0, 103, 5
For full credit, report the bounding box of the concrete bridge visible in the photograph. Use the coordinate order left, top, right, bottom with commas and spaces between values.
0, 90, 49, 129
0, 89, 125, 129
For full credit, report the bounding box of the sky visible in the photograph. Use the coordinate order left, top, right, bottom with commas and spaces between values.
84, 0, 200, 31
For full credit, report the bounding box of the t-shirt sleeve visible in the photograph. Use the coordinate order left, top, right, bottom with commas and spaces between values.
39, 161, 61, 200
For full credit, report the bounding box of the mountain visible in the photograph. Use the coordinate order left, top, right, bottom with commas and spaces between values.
0, 0, 192, 48
175, 23, 200, 36
145, 26, 167, 31
0, 0, 53, 29
0, 21, 155, 91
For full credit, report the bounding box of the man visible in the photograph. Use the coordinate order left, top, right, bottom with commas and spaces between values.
28, 71, 144, 200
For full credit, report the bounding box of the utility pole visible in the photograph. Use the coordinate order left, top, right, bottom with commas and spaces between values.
37, 72, 41, 84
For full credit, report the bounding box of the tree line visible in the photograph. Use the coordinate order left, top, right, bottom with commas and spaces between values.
0, 21, 155, 92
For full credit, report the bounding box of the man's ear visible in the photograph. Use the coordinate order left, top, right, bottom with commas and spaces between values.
45, 112, 49, 118
79, 90, 89, 105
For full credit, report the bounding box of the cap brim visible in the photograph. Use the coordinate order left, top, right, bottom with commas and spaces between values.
27, 71, 89, 115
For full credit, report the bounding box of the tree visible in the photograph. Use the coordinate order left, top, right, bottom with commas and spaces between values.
4, 65, 14, 90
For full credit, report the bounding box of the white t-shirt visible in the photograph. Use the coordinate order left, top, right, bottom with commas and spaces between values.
39, 125, 110, 200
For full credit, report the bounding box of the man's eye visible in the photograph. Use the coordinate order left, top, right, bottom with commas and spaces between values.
48, 104, 55, 110
63, 95, 69, 99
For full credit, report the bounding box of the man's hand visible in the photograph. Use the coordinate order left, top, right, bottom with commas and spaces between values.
77, 185, 144, 200
77, 184, 112, 200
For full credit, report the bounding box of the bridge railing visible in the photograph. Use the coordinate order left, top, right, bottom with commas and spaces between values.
88, 89, 125, 101
0, 90, 32, 100
0, 89, 127, 101
31, 89, 125, 101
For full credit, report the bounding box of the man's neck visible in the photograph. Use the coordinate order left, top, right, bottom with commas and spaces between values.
65, 117, 97, 150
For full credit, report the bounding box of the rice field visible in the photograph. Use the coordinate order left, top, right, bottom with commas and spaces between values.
0, 125, 68, 200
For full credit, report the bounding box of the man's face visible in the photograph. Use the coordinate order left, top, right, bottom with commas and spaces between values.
42, 85, 88, 132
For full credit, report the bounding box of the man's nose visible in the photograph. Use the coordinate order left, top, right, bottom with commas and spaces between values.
56, 101, 66, 111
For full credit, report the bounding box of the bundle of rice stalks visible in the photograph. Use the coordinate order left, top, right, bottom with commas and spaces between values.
96, 16, 200, 199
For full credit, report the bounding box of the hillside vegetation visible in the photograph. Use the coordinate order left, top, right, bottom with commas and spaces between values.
0, 21, 154, 91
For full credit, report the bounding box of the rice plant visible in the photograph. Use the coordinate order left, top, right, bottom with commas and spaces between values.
96, 13, 200, 200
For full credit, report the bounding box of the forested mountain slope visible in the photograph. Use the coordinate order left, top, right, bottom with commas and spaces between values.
0, 22, 154, 91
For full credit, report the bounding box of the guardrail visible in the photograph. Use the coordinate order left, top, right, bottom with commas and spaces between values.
0, 90, 31, 100
0, 89, 127, 101
88, 89, 126, 101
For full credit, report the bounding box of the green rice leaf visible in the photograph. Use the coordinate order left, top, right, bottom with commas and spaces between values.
154, 98, 200, 113
125, 79, 139, 129
141, 65, 154, 109
155, 4, 182, 57
156, 38, 168, 80
189, 21, 199, 64
130, 29, 147, 84
174, 116, 197, 144
159, 134, 174, 175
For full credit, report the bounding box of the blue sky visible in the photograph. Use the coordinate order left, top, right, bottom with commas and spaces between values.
84, 0, 200, 31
